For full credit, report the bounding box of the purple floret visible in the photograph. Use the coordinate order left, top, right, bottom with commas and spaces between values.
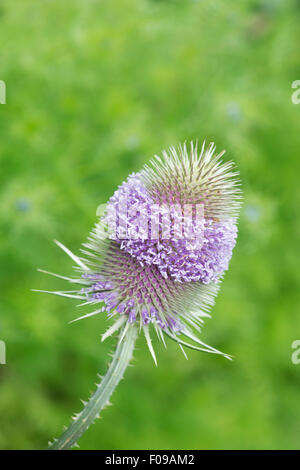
104, 174, 237, 284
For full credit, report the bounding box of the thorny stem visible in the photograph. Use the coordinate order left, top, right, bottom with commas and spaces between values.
49, 324, 138, 450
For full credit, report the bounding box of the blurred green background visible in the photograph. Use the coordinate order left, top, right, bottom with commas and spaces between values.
0, 0, 300, 450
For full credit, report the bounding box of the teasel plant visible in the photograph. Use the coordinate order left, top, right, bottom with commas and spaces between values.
34, 141, 242, 450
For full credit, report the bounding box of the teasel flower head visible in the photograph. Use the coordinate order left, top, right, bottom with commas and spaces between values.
81, 141, 240, 360
36, 141, 241, 449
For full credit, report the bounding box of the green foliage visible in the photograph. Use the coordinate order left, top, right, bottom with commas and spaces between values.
0, 0, 299, 449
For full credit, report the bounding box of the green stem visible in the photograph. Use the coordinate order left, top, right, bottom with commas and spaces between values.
49, 324, 138, 450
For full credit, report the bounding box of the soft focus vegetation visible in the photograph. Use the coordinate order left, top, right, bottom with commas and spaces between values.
0, 0, 300, 450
